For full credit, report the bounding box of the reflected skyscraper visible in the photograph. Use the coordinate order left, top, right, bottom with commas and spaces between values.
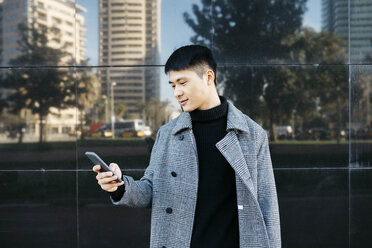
321, 0, 372, 62
322, 0, 372, 127
99, 0, 161, 118
0, 0, 86, 65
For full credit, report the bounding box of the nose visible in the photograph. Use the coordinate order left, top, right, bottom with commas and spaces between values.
173, 85, 183, 98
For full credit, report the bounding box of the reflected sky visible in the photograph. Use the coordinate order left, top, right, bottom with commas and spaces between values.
78, 0, 321, 105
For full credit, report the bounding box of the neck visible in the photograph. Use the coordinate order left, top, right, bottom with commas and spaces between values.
190, 95, 228, 122
198, 91, 221, 110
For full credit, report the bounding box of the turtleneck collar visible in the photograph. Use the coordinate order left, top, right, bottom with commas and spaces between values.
190, 95, 228, 122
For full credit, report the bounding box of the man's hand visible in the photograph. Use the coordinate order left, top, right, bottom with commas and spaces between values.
92, 163, 124, 192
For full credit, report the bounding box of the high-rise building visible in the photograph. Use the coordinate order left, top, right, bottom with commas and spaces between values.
1, 0, 86, 65
321, 0, 372, 62
322, 0, 372, 127
99, 0, 161, 118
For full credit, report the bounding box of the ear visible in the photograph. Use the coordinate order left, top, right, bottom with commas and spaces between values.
205, 69, 215, 86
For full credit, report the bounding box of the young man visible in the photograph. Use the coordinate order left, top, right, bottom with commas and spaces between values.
93, 45, 281, 248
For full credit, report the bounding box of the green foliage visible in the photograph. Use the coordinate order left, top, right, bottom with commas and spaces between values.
3, 22, 75, 143
184, 2, 350, 141
76, 63, 101, 139
114, 100, 128, 120
184, 0, 307, 62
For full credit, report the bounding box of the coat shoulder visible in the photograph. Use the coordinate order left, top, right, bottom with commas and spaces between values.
156, 114, 180, 136
241, 112, 267, 140
159, 116, 180, 132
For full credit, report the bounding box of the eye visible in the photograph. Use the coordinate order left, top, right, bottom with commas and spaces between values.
180, 81, 187, 85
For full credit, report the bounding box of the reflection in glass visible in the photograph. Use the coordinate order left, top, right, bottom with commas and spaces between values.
277, 168, 349, 247
75, 68, 179, 171
350, 66, 372, 166
220, 65, 348, 141
79, 169, 151, 248
77, 67, 177, 140
218, 65, 349, 167
322, 0, 372, 63
1, 69, 76, 144
185, 0, 308, 63
98, 0, 161, 66
350, 169, 372, 247
0, 68, 77, 169
1, 0, 85, 66
350, 0, 372, 63
0, 171, 77, 247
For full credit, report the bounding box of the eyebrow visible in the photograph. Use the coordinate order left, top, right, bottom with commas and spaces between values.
168, 77, 188, 84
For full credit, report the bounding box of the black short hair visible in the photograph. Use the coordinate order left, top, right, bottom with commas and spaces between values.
164, 45, 217, 85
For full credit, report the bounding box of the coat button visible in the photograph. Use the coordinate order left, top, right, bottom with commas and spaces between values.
178, 135, 184, 140
171, 171, 177, 177
166, 207, 173, 214
162, 246, 166, 248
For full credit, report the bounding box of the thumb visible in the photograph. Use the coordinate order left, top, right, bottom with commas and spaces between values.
110, 163, 122, 178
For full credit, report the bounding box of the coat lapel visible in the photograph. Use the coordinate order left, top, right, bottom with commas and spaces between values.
216, 131, 255, 195
171, 111, 192, 135
218, 100, 257, 195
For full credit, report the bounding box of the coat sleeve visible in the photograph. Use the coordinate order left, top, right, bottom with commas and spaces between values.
257, 129, 281, 248
110, 128, 162, 208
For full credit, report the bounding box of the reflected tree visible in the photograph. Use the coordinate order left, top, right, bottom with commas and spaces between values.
86, 96, 107, 124
184, 0, 307, 61
137, 99, 171, 131
184, 0, 307, 140
284, 28, 348, 142
4, 22, 74, 144
76, 62, 100, 140
185, 1, 349, 141
114, 100, 128, 120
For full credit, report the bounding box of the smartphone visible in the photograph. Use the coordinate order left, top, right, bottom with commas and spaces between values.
85, 152, 123, 183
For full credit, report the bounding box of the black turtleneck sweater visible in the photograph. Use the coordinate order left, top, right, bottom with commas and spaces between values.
189, 96, 239, 248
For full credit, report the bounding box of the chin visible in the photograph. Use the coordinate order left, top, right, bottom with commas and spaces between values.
182, 105, 195, 112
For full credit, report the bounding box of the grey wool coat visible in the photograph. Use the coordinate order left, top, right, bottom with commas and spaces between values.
111, 100, 281, 248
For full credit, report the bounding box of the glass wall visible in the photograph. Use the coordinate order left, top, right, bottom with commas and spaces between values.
0, 0, 371, 247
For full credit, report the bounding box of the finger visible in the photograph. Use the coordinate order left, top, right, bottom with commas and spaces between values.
103, 182, 124, 192
92, 165, 101, 172
103, 185, 117, 192
109, 163, 118, 171
98, 175, 118, 185
102, 183, 119, 191
96, 171, 113, 180
108, 180, 124, 186
110, 181, 124, 187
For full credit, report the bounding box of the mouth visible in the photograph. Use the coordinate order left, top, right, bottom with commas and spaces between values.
179, 99, 188, 106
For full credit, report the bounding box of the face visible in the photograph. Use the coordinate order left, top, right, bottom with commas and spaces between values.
168, 69, 215, 112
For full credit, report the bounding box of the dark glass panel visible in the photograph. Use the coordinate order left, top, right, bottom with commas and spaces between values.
78, 170, 150, 248
350, 168, 372, 248
276, 168, 349, 248
0, 171, 77, 248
